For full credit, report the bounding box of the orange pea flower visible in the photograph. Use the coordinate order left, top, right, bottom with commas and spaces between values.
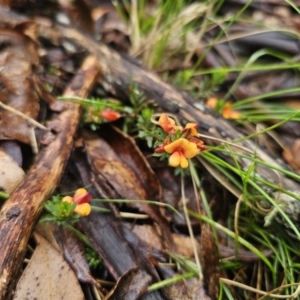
101, 109, 121, 121
182, 123, 207, 151
158, 113, 181, 133
62, 188, 92, 217
206, 97, 218, 109
222, 102, 241, 119
164, 138, 198, 168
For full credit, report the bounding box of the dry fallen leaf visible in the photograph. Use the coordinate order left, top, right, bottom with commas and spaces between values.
282, 138, 300, 173
13, 232, 84, 300
129, 223, 197, 258
104, 267, 152, 300
0, 22, 40, 144
200, 223, 220, 299
0, 148, 24, 194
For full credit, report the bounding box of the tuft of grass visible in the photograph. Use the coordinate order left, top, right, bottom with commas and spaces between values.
115, 0, 209, 69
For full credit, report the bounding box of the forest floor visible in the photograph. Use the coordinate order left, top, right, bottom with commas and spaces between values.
1, 1, 300, 299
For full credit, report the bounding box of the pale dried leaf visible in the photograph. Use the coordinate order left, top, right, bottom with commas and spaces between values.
0, 148, 24, 194
13, 232, 84, 300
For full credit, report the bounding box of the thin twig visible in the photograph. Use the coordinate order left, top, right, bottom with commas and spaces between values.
0, 101, 48, 130
28, 126, 39, 154
221, 277, 300, 299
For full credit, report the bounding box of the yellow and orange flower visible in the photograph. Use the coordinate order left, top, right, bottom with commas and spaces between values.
206, 97, 241, 120
158, 113, 182, 133
164, 138, 198, 168
62, 188, 92, 217
206, 97, 219, 109
222, 102, 241, 119
155, 113, 206, 168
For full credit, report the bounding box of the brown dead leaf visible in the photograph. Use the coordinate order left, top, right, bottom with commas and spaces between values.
105, 267, 152, 300
35, 222, 99, 287
157, 265, 212, 300
83, 126, 175, 250
58, 0, 94, 34
0, 140, 22, 166
0, 148, 24, 194
83, 126, 160, 208
200, 223, 220, 299
0, 22, 40, 144
100, 126, 161, 199
167, 278, 212, 300
130, 224, 197, 258
282, 138, 300, 173
92, 3, 130, 52
13, 232, 84, 300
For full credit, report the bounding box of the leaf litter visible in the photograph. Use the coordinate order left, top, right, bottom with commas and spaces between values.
1, 1, 300, 300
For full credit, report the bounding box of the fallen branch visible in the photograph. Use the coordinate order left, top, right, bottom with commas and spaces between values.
0, 55, 99, 299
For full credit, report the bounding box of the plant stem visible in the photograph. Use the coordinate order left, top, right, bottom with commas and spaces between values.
0, 191, 9, 200
180, 169, 202, 279
66, 225, 93, 248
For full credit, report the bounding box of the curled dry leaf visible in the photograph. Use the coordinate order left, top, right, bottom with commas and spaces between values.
200, 223, 220, 299
82, 125, 175, 250
105, 267, 152, 300
167, 278, 212, 300
83, 125, 161, 201
0, 22, 40, 144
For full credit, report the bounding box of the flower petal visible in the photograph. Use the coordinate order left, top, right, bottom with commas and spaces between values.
181, 139, 198, 158
222, 102, 241, 119
206, 97, 218, 109
158, 113, 177, 133
164, 138, 184, 153
183, 123, 198, 137
169, 152, 189, 168
74, 203, 91, 217
169, 151, 181, 167
74, 188, 92, 204
101, 109, 121, 121
62, 196, 73, 203
179, 153, 189, 168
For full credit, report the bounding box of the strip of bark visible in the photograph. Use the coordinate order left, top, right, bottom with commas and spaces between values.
0, 55, 99, 299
